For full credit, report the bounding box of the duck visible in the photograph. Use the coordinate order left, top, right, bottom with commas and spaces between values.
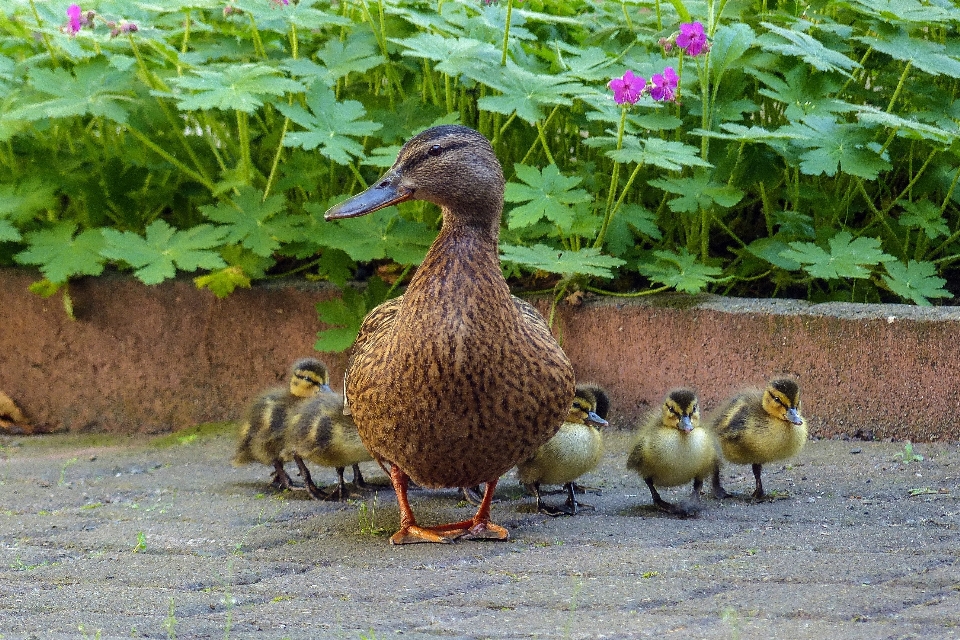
516, 385, 609, 516
708, 377, 808, 499
626, 389, 717, 516
232, 358, 331, 490
324, 124, 576, 544
282, 391, 373, 501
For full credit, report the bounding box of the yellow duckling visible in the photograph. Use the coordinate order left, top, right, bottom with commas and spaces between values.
325, 125, 575, 544
627, 389, 716, 516
709, 377, 808, 499
516, 386, 609, 516
282, 392, 373, 501
232, 358, 331, 490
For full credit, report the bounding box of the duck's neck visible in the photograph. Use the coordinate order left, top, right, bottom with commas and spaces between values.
405, 210, 508, 304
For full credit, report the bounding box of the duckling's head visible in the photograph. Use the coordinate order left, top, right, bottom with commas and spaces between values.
762, 377, 803, 425
325, 125, 505, 235
569, 387, 609, 428
289, 358, 331, 398
575, 383, 611, 421
661, 389, 700, 433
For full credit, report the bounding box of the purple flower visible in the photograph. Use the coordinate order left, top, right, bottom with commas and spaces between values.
676, 22, 708, 57
66, 4, 82, 34
649, 66, 678, 102
607, 70, 646, 106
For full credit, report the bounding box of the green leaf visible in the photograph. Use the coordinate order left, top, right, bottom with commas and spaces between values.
898, 200, 948, 240
710, 23, 756, 84
856, 107, 956, 144
283, 32, 382, 86
849, 0, 960, 25
392, 34, 501, 78
758, 22, 860, 77
14, 62, 132, 123
275, 84, 381, 165
170, 63, 304, 113
856, 31, 960, 79
881, 261, 951, 305
784, 115, 890, 179
194, 266, 251, 299
315, 277, 392, 353
200, 186, 300, 258
605, 204, 661, 257
606, 137, 712, 172
780, 231, 895, 280
305, 203, 434, 265
747, 237, 802, 270
478, 63, 582, 125
637, 248, 723, 294
101, 220, 229, 285
648, 172, 744, 213
504, 164, 592, 231
499, 243, 625, 278
0, 179, 58, 239
15, 223, 106, 283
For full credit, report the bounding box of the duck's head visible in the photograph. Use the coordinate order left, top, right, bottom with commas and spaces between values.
762, 377, 803, 425
661, 389, 700, 433
575, 383, 611, 421
569, 387, 609, 428
324, 125, 505, 235
289, 358, 331, 398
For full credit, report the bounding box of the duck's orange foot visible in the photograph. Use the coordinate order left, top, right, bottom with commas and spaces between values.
390, 525, 458, 545
462, 521, 509, 541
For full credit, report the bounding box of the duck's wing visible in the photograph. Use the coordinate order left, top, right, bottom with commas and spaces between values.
511, 295, 551, 333
342, 295, 404, 414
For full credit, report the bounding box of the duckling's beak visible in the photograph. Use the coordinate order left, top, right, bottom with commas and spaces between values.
319, 384, 332, 394
586, 411, 608, 428
324, 169, 413, 220
786, 407, 803, 425
679, 415, 694, 433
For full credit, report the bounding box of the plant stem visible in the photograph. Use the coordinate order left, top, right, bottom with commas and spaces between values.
501, 0, 514, 67
886, 61, 912, 113
594, 106, 627, 249
585, 284, 670, 297
125, 125, 214, 192
236, 110, 252, 183
535, 120, 556, 165
262, 117, 289, 201
247, 14, 267, 59
28, 0, 59, 68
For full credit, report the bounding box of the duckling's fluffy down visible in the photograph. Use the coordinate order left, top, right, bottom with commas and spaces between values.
232, 388, 297, 467
711, 390, 808, 465
282, 393, 372, 470
627, 422, 717, 488
516, 422, 603, 487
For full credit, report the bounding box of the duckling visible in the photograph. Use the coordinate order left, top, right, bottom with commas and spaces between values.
516, 386, 609, 516
627, 389, 716, 516
566, 382, 610, 496
709, 377, 807, 499
325, 125, 575, 544
282, 392, 373, 501
232, 358, 331, 490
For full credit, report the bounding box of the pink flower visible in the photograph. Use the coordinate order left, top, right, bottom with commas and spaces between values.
607, 70, 646, 105
649, 66, 678, 102
66, 4, 82, 34
676, 22, 708, 57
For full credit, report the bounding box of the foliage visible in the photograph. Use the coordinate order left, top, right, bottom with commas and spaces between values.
0, 0, 958, 350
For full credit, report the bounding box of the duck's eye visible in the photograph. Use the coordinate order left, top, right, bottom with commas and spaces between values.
428, 144, 443, 157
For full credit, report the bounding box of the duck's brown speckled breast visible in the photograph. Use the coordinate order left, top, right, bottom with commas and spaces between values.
344, 229, 575, 488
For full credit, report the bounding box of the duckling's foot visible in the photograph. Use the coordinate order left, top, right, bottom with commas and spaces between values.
563, 483, 595, 514
571, 482, 602, 496
351, 463, 369, 490
270, 463, 302, 491
711, 464, 731, 499
537, 503, 574, 517
461, 485, 486, 506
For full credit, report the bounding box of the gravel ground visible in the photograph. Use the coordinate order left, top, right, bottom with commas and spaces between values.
0, 425, 958, 640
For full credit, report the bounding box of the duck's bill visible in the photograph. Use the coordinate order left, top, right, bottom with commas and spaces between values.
679, 416, 694, 433
324, 171, 413, 220
786, 408, 803, 425
586, 411, 609, 428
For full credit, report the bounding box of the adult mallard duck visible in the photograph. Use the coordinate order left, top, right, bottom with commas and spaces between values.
282, 392, 373, 501
517, 385, 609, 516
627, 389, 717, 516
232, 358, 331, 490
708, 377, 808, 499
324, 125, 575, 544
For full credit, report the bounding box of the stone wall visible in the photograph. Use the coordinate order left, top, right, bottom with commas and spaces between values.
2, 268, 958, 440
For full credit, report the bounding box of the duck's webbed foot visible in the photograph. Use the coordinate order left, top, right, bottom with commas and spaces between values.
388, 465, 458, 545
563, 483, 595, 514
571, 482, 602, 496
711, 464, 731, 499
750, 463, 767, 499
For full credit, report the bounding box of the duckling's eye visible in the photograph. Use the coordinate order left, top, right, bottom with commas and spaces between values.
428, 144, 443, 157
